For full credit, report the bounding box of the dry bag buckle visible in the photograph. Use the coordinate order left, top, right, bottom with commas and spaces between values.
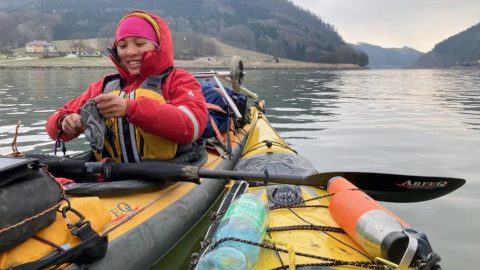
60, 204, 91, 237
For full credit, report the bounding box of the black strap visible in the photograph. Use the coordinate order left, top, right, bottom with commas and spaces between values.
11, 206, 108, 270
54, 129, 67, 157
11, 233, 108, 270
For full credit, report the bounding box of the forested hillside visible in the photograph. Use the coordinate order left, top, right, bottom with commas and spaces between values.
352, 43, 423, 68
414, 22, 480, 68
0, 0, 368, 65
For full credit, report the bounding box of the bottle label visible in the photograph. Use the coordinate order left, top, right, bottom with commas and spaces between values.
223, 197, 267, 232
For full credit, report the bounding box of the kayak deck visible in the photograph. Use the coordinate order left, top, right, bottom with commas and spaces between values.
251, 185, 377, 270
193, 107, 390, 270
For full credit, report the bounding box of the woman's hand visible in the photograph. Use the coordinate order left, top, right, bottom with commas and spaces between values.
95, 94, 128, 118
61, 113, 85, 137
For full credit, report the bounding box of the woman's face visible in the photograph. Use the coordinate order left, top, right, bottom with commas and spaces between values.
117, 37, 156, 75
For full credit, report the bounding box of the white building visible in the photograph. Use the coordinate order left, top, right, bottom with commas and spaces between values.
25, 40, 57, 54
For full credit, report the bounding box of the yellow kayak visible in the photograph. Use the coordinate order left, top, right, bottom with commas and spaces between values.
191, 103, 463, 270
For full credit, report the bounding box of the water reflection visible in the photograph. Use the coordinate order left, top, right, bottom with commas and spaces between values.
1, 68, 479, 153
0, 68, 479, 268
246, 70, 342, 139
0, 69, 106, 155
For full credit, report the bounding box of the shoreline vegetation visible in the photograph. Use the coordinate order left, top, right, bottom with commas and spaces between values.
2, 37, 362, 70
0, 56, 360, 70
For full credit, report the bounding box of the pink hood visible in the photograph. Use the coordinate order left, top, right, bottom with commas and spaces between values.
110, 10, 174, 84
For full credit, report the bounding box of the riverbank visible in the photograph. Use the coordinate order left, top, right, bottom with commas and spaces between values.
0, 56, 360, 70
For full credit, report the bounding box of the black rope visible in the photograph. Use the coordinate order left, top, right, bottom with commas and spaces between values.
285, 207, 373, 260
269, 204, 329, 210
207, 237, 383, 270
267, 193, 331, 210
32, 234, 67, 252
270, 262, 385, 270
267, 224, 345, 234
241, 140, 296, 157
268, 193, 373, 261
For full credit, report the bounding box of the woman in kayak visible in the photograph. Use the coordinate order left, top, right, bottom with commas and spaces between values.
46, 10, 208, 163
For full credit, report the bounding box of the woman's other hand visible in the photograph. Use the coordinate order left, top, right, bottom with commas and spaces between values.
61, 113, 85, 137
95, 94, 128, 118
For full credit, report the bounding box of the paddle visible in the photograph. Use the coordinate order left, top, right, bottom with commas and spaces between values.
200, 170, 465, 202
42, 159, 465, 203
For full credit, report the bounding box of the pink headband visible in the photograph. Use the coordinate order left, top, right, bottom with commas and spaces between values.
115, 16, 159, 47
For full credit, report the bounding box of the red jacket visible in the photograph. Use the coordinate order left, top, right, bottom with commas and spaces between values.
46, 11, 207, 145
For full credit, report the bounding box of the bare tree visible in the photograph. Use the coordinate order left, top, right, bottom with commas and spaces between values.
0, 11, 60, 48
0, 47, 14, 58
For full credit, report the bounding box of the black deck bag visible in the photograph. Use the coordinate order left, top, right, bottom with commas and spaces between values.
0, 157, 63, 254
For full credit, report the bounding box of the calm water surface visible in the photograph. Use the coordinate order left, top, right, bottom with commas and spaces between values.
0, 68, 478, 269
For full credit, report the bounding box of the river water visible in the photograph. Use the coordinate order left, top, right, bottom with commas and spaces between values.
0, 68, 479, 269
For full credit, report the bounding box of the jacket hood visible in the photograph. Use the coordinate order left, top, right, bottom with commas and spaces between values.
109, 10, 174, 82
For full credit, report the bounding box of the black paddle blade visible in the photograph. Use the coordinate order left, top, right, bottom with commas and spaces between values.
199, 169, 466, 202
305, 172, 466, 202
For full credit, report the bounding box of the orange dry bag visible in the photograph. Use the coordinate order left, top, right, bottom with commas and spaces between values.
328, 177, 441, 269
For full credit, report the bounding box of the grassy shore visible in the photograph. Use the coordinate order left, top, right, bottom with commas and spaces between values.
3, 36, 361, 70
0, 55, 360, 70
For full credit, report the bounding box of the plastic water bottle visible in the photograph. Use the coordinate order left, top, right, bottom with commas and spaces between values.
195, 193, 268, 270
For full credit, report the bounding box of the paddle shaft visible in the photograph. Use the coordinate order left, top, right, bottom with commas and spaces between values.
41, 160, 465, 202
198, 169, 307, 183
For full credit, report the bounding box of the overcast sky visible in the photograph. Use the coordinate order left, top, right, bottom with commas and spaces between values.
289, 0, 480, 52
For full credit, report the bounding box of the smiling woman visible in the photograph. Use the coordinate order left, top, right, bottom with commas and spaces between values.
45, 10, 209, 164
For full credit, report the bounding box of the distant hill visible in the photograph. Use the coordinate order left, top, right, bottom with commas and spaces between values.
413, 22, 480, 68
0, 0, 368, 66
351, 43, 423, 68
